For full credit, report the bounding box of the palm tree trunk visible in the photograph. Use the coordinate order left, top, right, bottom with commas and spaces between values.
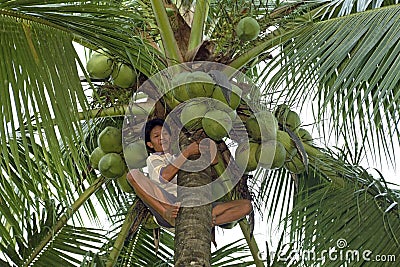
174, 134, 213, 266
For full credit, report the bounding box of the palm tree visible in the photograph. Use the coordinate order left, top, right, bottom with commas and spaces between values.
1, 0, 399, 266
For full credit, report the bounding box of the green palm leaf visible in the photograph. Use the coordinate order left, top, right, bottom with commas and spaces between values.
261, 4, 400, 163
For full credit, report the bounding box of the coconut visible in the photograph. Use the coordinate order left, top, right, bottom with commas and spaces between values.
172, 72, 191, 102
297, 128, 313, 145
246, 110, 278, 141
98, 153, 126, 178
89, 147, 106, 170
276, 130, 297, 159
285, 111, 301, 132
186, 71, 215, 98
86, 52, 114, 79
235, 142, 260, 172
236, 17, 260, 41
276, 107, 301, 133
202, 109, 232, 141
212, 84, 242, 111
111, 62, 137, 88
284, 154, 306, 174
124, 140, 148, 169
256, 140, 286, 169
98, 126, 123, 153
180, 100, 209, 130
117, 173, 135, 193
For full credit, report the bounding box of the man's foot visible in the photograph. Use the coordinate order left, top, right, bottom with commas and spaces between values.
162, 202, 180, 227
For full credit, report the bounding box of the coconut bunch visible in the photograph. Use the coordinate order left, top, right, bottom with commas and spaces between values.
233, 103, 316, 175
86, 50, 137, 89
235, 110, 284, 172
171, 71, 243, 142
89, 126, 148, 192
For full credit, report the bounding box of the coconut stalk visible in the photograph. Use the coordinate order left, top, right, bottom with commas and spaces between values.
151, 0, 183, 65
23, 177, 108, 267
228, 29, 296, 75
212, 152, 265, 267
105, 203, 136, 267
187, 0, 210, 52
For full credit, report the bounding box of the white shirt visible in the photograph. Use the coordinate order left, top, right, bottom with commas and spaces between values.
146, 152, 178, 197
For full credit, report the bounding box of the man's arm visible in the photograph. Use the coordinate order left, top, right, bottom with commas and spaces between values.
160, 142, 200, 182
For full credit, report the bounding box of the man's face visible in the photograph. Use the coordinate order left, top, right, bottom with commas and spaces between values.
147, 125, 171, 152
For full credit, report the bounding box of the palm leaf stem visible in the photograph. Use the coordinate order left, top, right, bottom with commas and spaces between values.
105, 203, 136, 267
228, 29, 296, 74
187, 0, 210, 51
23, 176, 107, 267
239, 220, 264, 267
151, 0, 183, 65
212, 153, 264, 267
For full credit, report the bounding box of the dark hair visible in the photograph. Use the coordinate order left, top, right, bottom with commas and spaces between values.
144, 118, 171, 153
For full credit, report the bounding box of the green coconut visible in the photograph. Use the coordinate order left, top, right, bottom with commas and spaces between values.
235, 142, 260, 172
236, 17, 260, 41
89, 147, 106, 170
212, 84, 242, 111
284, 154, 306, 174
172, 71, 191, 102
256, 140, 286, 169
117, 172, 135, 193
276, 107, 301, 133
286, 111, 301, 132
246, 110, 278, 141
276, 130, 297, 159
111, 62, 137, 88
98, 153, 126, 178
86, 52, 114, 79
297, 128, 313, 145
124, 140, 148, 169
180, 100, 209, 130
98, 126, 123, 153
274, 104, 290, 121
202, 109, 233, 141
186, 71, 215, 98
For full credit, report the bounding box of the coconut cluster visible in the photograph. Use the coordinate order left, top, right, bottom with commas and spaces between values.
235, 104, 315, 175
169, 70, 314, 175
89, 126, 148, 193
86, 50, 137, 88
170, 70, 242, 142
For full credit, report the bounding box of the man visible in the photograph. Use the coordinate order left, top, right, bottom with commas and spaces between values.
127, 118, 252, 228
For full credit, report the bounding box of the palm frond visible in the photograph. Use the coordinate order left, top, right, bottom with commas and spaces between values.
287, 177, 400, 266
0, 0, 166, 76
261, 5, 400, 165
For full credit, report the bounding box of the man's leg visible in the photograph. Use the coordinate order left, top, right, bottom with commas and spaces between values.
127, 169, 179, 226
212, 199, 252, 226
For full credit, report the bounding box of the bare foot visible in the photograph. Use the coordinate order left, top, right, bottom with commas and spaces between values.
163, 202, 180, 227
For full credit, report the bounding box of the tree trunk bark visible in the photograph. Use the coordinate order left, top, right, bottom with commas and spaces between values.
174, 136, 213, 266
